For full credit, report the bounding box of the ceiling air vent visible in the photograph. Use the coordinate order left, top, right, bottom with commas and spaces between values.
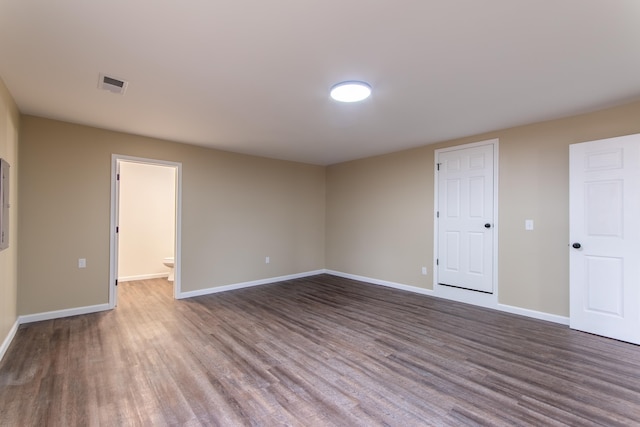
98, 73, 128, 95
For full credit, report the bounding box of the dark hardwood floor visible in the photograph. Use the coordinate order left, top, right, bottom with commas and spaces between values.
1, 274, 640, 426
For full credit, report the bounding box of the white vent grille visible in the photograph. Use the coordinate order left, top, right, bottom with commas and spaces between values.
98, 73, 128, 95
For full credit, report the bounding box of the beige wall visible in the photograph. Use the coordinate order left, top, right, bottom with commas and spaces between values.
118, 161, 176, 280
325, 147, 433, 287
0, 78, 20, 346
327, 100, 640, 317
15, 100, 640, 319
18, 116, 326, 315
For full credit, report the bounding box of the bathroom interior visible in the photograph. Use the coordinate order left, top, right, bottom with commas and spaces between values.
117, 160, 177, 286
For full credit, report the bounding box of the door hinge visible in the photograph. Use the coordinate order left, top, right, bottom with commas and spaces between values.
117, 173, 120, 181
116, 226, 119, 233
436, 258, 439, 266
115, 279, 118, 287
437, 163, 441, 171
436, 211, 439, 218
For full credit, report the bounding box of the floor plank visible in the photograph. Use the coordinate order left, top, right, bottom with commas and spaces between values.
1, 274, 640, 426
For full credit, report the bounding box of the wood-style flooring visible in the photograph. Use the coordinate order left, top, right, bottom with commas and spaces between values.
1, 274, 640, 426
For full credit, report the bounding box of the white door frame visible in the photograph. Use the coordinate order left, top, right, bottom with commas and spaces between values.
109, 154, 183, 308
433, 139, 499, 309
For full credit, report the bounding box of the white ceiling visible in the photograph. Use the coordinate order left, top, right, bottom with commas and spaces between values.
1, 1, 639, 165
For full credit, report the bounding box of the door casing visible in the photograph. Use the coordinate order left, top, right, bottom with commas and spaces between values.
109, 154, 183, 308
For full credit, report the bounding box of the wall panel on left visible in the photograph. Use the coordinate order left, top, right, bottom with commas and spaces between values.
0, 158, 9, 250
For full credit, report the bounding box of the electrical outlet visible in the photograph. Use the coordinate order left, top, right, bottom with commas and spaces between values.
78, 258, 86, 268
421, 266, 427, 275
265, 256, 270, 264
525, 219, 534, 231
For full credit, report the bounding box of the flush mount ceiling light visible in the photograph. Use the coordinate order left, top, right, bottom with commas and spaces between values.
330, 81, 372, 102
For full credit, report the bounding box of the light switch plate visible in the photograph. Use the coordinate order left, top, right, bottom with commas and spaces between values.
525, 220, 534, 231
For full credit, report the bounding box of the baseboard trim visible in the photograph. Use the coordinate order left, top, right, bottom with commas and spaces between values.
14, 271, 567, 327
118, 272, 169, 282
0, 319, 19, 363
177, 270, 326, 299
19, 303, 112, 324
325, 270, 569, 325
325, 270, 435, 296
496, 303, 569, 325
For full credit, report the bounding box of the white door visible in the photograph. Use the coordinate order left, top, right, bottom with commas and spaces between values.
437, 143, 495, 293
569, 134, 640, 344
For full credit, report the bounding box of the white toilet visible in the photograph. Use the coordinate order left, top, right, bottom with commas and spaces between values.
163, 257, 175, 282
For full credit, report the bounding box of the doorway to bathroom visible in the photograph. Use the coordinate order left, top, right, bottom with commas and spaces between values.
109, 155, 182, 308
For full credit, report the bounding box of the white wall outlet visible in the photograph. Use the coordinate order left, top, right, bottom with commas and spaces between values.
421, 266, 428, 275
525, 219, 534, 231
265, 256, 270, 264
78, 258, 86, 268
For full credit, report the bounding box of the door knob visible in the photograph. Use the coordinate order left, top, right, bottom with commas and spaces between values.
484, 223, 491, 228
572, 243, 581, 249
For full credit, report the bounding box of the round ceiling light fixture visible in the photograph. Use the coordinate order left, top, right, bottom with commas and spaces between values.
330, 81, 372, 102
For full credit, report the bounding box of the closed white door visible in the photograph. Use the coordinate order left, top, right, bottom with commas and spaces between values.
569, 134, 640, 344
437, 143, 495, 293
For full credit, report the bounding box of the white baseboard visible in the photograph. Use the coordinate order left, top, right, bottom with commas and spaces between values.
0, 319, 19, 363
496, 303, 569, 325
325, 270, 435, 296
19, 303, 111, 324
118, 272, 169, 282
325, 270, 569, 325
11, 269, 567, 337
17, 270, 326, 323
177, 270, 326, 299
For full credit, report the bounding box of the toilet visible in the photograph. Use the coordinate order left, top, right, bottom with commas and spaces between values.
163, 256, 175, 282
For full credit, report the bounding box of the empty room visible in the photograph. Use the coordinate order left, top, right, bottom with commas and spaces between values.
1, 1, 640, 425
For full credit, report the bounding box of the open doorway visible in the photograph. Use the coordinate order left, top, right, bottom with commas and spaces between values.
109, 155, 182, 308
